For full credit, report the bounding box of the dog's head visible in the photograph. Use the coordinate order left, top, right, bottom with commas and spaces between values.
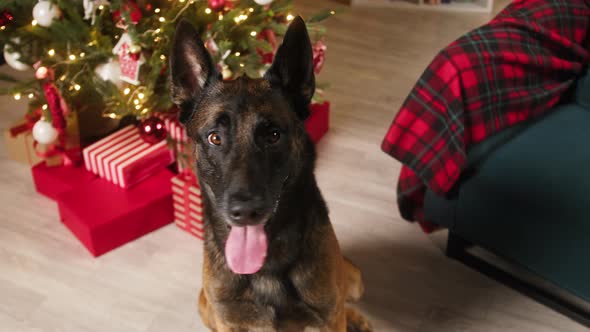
170, 17, 315, 228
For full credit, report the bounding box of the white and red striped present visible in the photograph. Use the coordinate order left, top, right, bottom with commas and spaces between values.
158, 113, 193, 173
171, 173, 203, 239
83, 125, 174, 188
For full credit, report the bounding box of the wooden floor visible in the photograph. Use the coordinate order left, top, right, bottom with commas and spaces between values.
0, 1, 587, 331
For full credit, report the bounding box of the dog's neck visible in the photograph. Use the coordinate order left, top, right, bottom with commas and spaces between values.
201, 161, 328, 275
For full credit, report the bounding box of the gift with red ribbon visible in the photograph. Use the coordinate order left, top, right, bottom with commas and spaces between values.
3, 110, 44, 165
33, 63, 82, 167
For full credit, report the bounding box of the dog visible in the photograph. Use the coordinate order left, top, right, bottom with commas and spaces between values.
170, 16, 372, 332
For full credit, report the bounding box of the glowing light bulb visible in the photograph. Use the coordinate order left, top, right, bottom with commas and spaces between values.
159, 17, 165, 22
31, 20, 37, 26
74, 84, 81, 91
250, 31, 257, 37
205, 8, 212, 14
69, 54, 76, 61
138, 93, 145, 99
28, 93, 34, 99
123, 88, 131, 95
286, 14, 294, 21
42, 104, 48, 110
14, 93, 21, 100
48, 49, 55, 57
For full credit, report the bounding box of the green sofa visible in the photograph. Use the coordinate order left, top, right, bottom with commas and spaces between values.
424, 69, 590, 324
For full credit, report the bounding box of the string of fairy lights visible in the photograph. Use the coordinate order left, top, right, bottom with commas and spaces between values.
7, 0, 333, 120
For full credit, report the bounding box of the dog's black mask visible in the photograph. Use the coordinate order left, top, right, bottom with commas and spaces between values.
170, 17, 315, 227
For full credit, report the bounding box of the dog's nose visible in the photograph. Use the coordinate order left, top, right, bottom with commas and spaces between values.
228, 197, 267, 226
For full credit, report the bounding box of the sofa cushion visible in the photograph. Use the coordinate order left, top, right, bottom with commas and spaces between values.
450, 104, 590, 302
575, 68, 590, 108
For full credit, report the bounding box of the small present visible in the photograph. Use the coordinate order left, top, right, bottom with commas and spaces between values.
31, 162, 96, 201
4, 117, 43, 165
171, 173, 204, 239
83, 125, 174, 188
57, 168, 174, 257
306, 101, 330, 144
33, 112, 82, 168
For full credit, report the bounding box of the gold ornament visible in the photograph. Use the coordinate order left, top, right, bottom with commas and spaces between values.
128, 44, 141, 54
222, 65, 232, 80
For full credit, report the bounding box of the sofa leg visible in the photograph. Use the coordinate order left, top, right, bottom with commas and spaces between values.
446, 232, 472, 258
446, 232, 590, 328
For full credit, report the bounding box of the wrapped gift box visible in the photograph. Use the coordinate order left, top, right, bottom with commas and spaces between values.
32, 162, 96, 201
83, 125, 174, 188
57, 169, 174, 257
7, 112, 82, 167
306, 102, 330, 144
4, 120, 43, 166
160, 114, 195, 173
171, 173, 203, 239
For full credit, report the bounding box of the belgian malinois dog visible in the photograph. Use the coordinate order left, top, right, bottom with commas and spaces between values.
170, 16, 372, 332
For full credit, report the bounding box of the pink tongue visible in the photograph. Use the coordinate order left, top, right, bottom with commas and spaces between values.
225, 224, 268, 274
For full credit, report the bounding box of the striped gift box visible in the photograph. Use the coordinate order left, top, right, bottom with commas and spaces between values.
160, 115, 193, 173
83, 125, 174, 188
171, 174, 203, 239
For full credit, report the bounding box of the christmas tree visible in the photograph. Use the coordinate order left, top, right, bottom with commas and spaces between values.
0, 0, 332, 143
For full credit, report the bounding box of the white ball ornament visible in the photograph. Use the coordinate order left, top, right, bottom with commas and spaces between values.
32, 119, 59, 144
254, 0, 274, 5
3, 44, 30, 71
95, 60, 123, 87
32, 1, 61, 27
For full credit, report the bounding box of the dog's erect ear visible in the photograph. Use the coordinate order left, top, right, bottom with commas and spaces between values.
265, 16, 315, 120
170, 20, 218, 124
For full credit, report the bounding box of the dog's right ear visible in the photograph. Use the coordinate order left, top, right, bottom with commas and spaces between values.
170, 20, 218, 124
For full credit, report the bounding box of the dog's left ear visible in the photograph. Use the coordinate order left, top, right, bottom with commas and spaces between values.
265, 16, 315, 120
170, 20, 219, 124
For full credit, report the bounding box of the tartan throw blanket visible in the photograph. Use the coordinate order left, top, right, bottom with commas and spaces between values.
381, 0, 590, 232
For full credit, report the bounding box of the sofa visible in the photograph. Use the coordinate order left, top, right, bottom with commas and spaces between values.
424, 69, 590, 325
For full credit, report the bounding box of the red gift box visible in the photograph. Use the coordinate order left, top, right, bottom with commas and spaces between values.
57, 169, 174, 257
306, 102, 330, 144
172, 173, 204, 239
32, 162, 96, 201
83, 125, 174, 188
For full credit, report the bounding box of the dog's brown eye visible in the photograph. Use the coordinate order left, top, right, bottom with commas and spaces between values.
267, 130, 281, 144
208, 132, 222, 146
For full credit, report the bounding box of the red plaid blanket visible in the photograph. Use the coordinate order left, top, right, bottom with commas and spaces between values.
381, 0, 590, 232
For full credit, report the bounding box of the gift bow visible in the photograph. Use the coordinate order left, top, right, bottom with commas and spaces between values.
9, 109, 41, 137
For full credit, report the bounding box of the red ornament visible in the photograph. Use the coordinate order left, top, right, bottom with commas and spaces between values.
208, 0, 226, 10
257, 29, 277, 64
312, 41, 327, 75
0, 10, 14, 27
139, 117, 167, 144
112, 1, 142, 26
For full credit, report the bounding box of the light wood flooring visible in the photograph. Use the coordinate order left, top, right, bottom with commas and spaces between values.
0, 0, 587, 331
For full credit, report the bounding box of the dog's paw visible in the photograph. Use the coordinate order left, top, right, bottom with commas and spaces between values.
345, 308, 373, 332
